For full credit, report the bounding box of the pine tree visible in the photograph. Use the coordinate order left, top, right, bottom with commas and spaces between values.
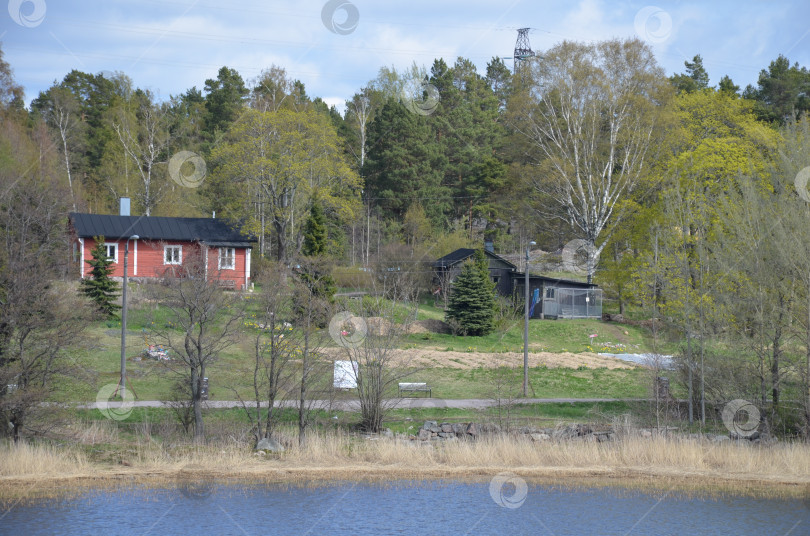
302, 197, 327, 256
80, 237, 120, 318
445, 249, 496, 336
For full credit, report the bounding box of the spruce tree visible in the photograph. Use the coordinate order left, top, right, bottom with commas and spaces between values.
298, 199, 335, 322
302, 197, 327, 256
445, 249, 496, 336
80, 237, 120, 319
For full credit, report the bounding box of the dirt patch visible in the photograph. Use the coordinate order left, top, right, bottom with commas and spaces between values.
406, 319, 452, 335
391, 348, 636, 369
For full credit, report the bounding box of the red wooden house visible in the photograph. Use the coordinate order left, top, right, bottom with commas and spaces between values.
69, 210, 253, 290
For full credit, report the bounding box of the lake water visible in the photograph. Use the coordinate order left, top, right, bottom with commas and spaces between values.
2, 479, 807, 535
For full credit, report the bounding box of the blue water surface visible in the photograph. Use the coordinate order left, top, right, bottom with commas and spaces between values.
2, 480, 807, 535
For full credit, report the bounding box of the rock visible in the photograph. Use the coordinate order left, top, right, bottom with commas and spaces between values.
466, 423, 479, 437
429, 425, 441, 434
640, 430, 652, 438
440, 423, 453, 433
417, 428, 431, 441
710, 434, 729, 443
383, 428, 393, 438
530, 433, 550, 442
552, 425, 579, 440
255, 437, 285, 453
452, 423, 467, 435
422, 420, 438, 431
438, 432, 454, 438
731, 430, 760, 441
478, 423, 501, 435
595, 433, 612, 443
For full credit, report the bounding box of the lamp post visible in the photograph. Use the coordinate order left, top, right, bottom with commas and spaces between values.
119, 235, 139, 397
523, 240, 536, 397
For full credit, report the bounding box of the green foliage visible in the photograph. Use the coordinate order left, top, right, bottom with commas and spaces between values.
79, 237, 120, 319
302, 197, 327, 256
445, 249, 496, 336
203, 66, 248, 137
208, 107, 361, 262
744, 54, 810, 123
670, 54, 710, 94
363, 99, 449, 224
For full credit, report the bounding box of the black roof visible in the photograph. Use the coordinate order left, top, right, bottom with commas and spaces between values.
433, 248, 517, 269
512, 272, 598, 288
69, 213, 252, 247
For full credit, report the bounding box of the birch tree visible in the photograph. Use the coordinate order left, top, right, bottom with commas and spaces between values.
511, 38, 670, 282
113, 91, 170, 215
210, 107, 361, 262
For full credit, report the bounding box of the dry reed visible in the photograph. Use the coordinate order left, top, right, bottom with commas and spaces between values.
1, 432, 808, 498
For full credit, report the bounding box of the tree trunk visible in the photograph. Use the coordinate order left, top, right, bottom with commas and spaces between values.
772, 292, 784, 409
274, 219, 287, 263
192, 365, 205, 442
298, 331, 309, 447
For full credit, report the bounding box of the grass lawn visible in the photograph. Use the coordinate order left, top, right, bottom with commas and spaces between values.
406, 301, 667, 354
409, 366, 650, 399
55, 296, 656, 403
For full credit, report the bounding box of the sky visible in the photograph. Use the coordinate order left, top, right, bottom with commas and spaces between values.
2, 0, 809, 114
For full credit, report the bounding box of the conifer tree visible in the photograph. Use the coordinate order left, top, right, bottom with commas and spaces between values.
302, 197, 327, 256
445, 249, 496, 336
80, 237, 120, 318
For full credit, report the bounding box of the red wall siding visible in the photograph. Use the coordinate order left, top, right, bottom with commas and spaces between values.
79, 238, 251, 289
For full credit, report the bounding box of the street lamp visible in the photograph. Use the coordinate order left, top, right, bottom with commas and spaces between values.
524, 240, 536, 397
119, 234, 139, 397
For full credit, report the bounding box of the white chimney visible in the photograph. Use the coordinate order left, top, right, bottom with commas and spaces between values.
119, 197, 130, 216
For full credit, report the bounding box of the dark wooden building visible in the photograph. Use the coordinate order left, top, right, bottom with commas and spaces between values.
432, 248, 516, 297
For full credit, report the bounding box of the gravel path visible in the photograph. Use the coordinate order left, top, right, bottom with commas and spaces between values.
82, 397, 643, 411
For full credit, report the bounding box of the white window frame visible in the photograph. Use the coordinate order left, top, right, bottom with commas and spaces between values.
164, 245, 182, 265
218, 247, 235, 270
103, 242, 118, 263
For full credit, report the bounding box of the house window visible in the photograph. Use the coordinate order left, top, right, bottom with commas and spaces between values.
164, 245, 182, 265
219, 247, 235, 270
546, 288, 555, 299
104, 243, 118, 263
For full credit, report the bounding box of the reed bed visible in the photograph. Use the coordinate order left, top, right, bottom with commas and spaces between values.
0, 440, 89, 477
1, 432, 808, 496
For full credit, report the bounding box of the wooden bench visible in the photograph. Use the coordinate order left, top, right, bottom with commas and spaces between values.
398, 382, 431, 397
217, 280, 236, 290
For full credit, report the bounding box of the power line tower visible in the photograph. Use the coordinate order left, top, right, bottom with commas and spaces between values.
512, 28, 536, 77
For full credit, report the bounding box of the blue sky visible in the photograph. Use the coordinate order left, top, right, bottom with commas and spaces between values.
2, 0, 809, 113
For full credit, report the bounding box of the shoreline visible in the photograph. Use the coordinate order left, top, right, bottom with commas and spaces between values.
2, 462, 808, 502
